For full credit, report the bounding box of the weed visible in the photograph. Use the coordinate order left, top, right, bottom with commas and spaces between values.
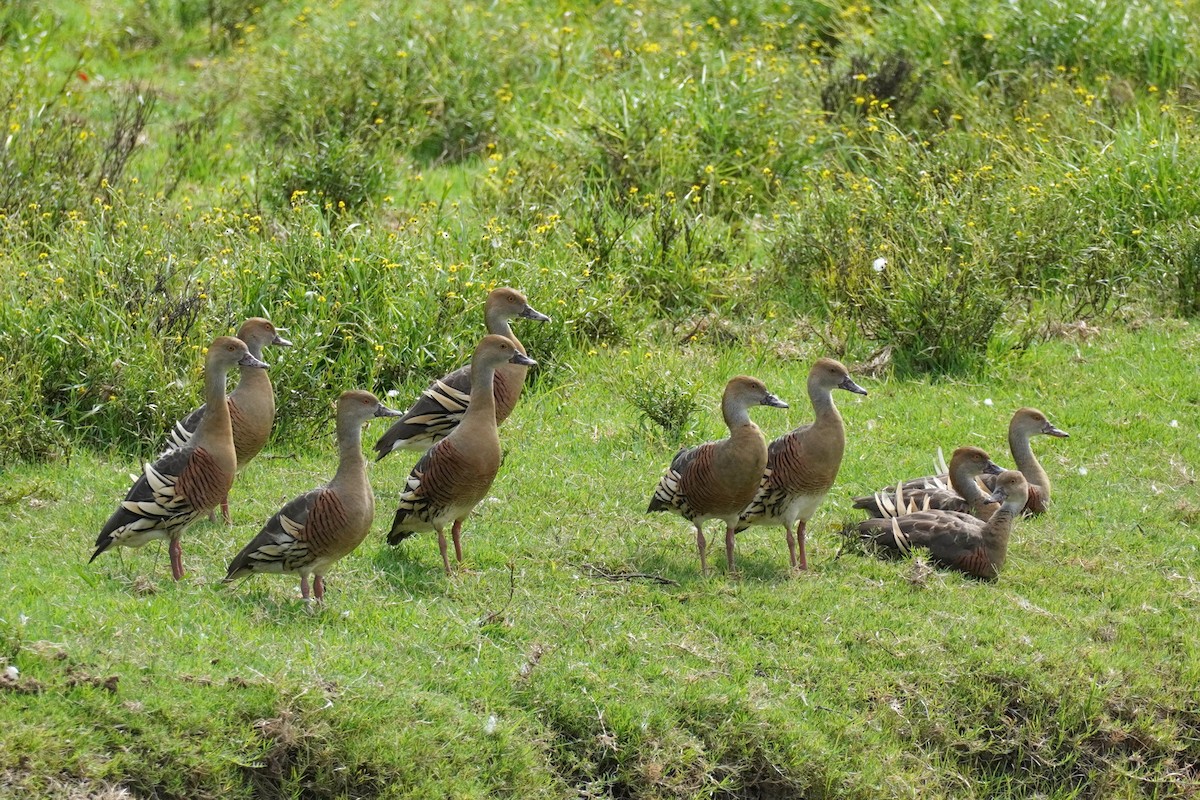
628, 371, 700, 442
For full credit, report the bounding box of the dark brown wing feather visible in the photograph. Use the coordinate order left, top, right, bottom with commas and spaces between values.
91, 446, 223, 560
857, 511, 1000, 579
160, 404, 207, 456
387, 442, 452, 543
225, 488, 348, 579
647, 443, 709, 515
373, 366, 472, 459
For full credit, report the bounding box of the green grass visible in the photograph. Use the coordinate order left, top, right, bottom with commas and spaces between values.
5, 0, 1200, 461
3, 0, 1200, 795
3, 320, 1199, 798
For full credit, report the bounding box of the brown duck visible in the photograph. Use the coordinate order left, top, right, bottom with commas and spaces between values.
224, 390, 401, 601
386, 335, 536, 575
648, 376, 788, 576
373, 288, 549, 460
161, 317, 292, 522
737, 358, 866, 571
856, 470, 1029, 580
854, 445, 1004, 520
870, 407, 1067, 515
91, 337, 268, 580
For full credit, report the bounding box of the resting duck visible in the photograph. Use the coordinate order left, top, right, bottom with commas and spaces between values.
386, 335, 536, 575
737, 358, 866, 571
870, 407, 1067, 515
91, 337, 268, 579
854, 445, 1003, 520
161, 317, 292, 522
374, 288, 549, 460
648, 376, 788, 576
224, 390, 401, 601
855, 470, 1029, 580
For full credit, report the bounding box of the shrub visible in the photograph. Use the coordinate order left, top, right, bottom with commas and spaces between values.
628, 371, 700, 442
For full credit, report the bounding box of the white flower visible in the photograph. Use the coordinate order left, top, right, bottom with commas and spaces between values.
983, 398, 993, 407
386, 389, 400, 398
1169, 419, 1179, 428
484, 714, 498, 735
1078, 466, 1088, 476
872, 257, 887, 272
3, 666, 17, 680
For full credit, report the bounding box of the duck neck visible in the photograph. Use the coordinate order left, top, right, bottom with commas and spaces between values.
230, 359, 271, 401
808, 380, 841, 425
330, 415, 367, 488
950, 465, 990, 508
461, 360, 499, 432
1009, 427, 1050, 498
485, 310, 525, 353
722, 396, 753, 430
194, 358, 233, 444
983, 500, 1018, 547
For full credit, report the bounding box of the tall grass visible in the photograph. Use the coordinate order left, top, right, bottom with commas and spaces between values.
2, 0, 1200, 463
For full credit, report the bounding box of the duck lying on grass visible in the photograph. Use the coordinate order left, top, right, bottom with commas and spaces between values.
854, 470, 1030, 581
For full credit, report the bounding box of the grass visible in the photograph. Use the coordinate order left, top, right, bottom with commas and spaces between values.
3, 319, 1199, 798
3, 0, 1200, 795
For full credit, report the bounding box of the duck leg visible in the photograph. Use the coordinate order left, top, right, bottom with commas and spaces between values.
695, 524, 708, 576
437, 526, 452, 575
451, 519, 464, 563
169, 538, 185, 581
313, 575, 325, 601
795, 520, 808, 572
785, 523, 797, 570
220, 495, 232, 525
300, 575, 311, 600
724, 524, 738, 576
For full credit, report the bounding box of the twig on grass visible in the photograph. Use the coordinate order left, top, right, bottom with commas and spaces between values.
476, 562, 516, 627
579, 562, 679, 586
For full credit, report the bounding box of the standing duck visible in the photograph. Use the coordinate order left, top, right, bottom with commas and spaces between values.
868, 408, 1067, 515
91, 337, 268, 580
855, 470, 1029, 580
853, 446, 1003, 520
224, 390, 402, 601
648, 376, 788, 576
161, 317, 292, 522
373, 288, 549, 460
737, 358, 867, 571
386, 335, 536, 575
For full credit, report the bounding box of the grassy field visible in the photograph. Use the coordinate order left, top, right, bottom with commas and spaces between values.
2, 0, 1200, 797
4, 320, 1199, 798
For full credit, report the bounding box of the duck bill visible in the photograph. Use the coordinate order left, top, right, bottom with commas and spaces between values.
983, 460, 1004, 476
239, 353, 269, 369
762, 392, 789, 409
510, 352, 537, 367
839, 376, 868, 396
374, 403, 404, 418
1043, 422, 1069, 438
272, 333, 294, 347
520, 306, 552, 323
